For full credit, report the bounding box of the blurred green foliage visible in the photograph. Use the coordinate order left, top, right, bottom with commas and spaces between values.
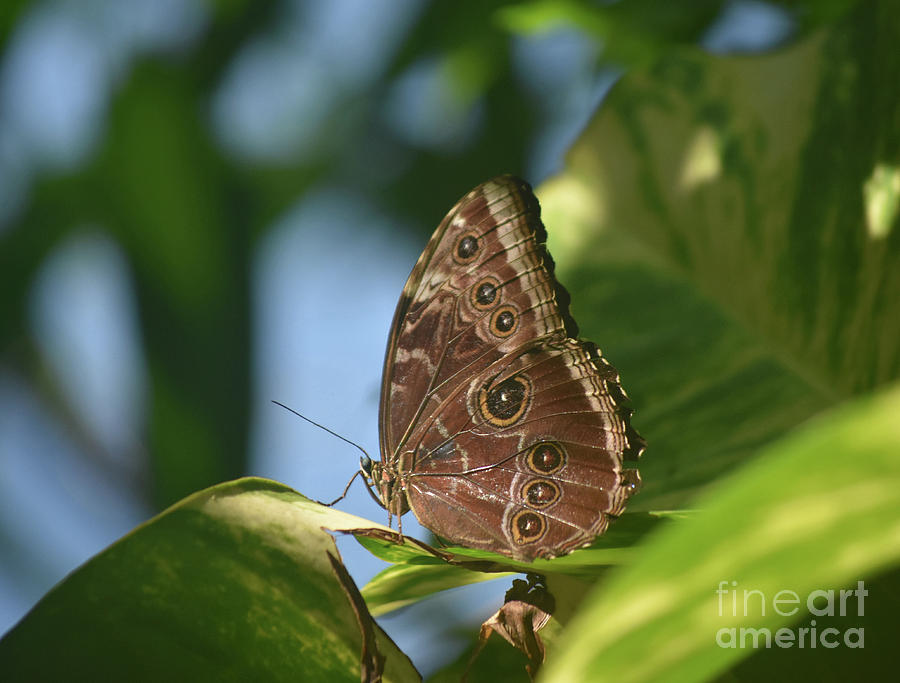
0, 0, 831, 506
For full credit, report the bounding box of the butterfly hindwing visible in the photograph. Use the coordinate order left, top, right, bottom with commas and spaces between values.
403, 338, 639, 560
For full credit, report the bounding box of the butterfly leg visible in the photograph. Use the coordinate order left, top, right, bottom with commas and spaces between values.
317, 469, 361, 507
392, 476, 406, 544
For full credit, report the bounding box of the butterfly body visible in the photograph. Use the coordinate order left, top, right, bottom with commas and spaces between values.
367, 176, 643, 561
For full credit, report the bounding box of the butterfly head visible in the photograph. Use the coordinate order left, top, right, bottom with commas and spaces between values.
359, 454, 385, 506
359, 454, 375, 478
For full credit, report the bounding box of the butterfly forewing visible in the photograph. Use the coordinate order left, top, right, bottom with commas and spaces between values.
380, 177, 570, 454
377, 175, 643, 560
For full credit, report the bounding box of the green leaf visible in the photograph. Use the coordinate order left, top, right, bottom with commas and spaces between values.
0, 478, 419, 682
363, 563, 510, 617
538, 7, 900, 511
541, 382, 900, 682
358, 512, 686, 617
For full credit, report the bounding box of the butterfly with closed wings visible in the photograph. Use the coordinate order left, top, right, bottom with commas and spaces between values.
359, 175, 643, 561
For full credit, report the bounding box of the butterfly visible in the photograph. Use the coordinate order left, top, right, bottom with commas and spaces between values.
359, 175, 643, 561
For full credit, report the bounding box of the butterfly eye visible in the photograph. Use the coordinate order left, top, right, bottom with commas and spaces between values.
454, 231, 480, 263
478, 375, 531, 427
522, 479, 561, 509
471, 277, 499, 310
489, 305, 518, 337
360, 455, 374, 476
525, 441, 566, 475
510, 509, 547, 545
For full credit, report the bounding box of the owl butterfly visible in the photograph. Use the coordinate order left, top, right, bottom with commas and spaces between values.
361, 175, 643, 561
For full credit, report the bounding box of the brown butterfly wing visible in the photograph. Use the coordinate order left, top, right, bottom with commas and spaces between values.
403, 339, 641, 560
379, 176, 572, 459
379, 176, 643, 560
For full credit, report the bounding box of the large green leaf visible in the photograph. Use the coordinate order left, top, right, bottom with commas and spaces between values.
520, 2, 900, 681
0, 479, 419, 682
540, 382, 900, 682
538, 2, 900, 511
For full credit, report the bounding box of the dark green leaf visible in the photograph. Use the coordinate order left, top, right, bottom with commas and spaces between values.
0, 478, 419, 683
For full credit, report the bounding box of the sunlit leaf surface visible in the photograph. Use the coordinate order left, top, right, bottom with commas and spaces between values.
541, 384, 900, 682
0, 479, 419, 682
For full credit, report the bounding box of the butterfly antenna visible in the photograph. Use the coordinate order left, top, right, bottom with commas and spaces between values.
271, 400, 371, 460
271, 400, 373, 507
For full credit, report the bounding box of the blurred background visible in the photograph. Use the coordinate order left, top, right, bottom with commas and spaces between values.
0, 0, 803, 675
